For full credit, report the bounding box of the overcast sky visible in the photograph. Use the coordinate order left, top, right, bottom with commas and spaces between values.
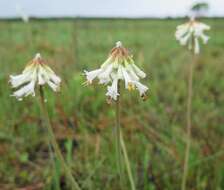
0, 0, 223, 18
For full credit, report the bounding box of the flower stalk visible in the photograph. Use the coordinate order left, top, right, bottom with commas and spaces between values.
175, 18, 210, 190
181, 52, 196, 190
84, 41, 147, 190
39, 86, 81, 190
115, 83, 136, 190
115, 80, 123, 180
10, 54, 81, 189
120, 131, 136, 190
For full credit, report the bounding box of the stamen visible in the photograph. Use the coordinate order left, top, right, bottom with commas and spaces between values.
128, 83, 135, 91
82, 81, 91, 86
141, 94, 148, 101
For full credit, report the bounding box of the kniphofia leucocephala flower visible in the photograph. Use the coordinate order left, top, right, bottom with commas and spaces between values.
10, 53, 61, 100
84, 41, 148, 102
84, 41, 148, 190
16, 4, 29, 23
175, 17, 210, 54
9, 53, 81, 189
176, 17, 210, 190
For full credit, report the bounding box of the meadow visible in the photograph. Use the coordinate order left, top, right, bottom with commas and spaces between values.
0, 18, 224, 190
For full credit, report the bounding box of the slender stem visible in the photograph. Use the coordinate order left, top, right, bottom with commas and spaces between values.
39, 86, 81, 190
120, 132, 136, 190
115, 82, 136, 190
181, 53, 196, 190
25, 21, 34, 52
27, 23, 33, 50
115, 80, 123, 180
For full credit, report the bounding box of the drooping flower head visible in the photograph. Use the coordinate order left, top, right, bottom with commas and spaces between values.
84, 41, 148, 102
175, 17, 210, 54
10, 53, 61, 101
16, 4, 29, 23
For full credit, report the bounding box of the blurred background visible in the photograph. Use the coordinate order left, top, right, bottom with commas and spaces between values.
0, 0, 224, 18
0, 0, 224, 190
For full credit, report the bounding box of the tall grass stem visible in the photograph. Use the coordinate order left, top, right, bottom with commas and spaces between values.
120, 131, 136, 190
115, 81, 123, 180
39, 86, 81, 190
181, 53, 196, 190
115, 81, 136, 190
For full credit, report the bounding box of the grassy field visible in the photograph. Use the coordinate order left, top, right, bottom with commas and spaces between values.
0, 18, 224, 190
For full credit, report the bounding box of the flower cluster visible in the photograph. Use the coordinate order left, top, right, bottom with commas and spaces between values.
175, 17, 210, 54
10, 53, 61, 100
84, 41, 148, 102
16, 4, 29, 23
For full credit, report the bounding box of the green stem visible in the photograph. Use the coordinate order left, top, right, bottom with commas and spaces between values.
120, 132, 136, 190
115, 80, 123, 180
115, 82, 136, 190
25, 22, 33, 52
181, 53, 196, 190
39, 86, 81, 190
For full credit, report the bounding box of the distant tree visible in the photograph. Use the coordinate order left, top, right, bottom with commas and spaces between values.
191, 2, 209, 17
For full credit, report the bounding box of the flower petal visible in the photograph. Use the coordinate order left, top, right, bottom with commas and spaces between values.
106, 77, 119, 101
133, 81, 148, 96
194, 38, 200, 54
12, 80, 36, 100
121, 66, 135, 90
98, 64, 113, 79
125, 61, 139, 81
84, 68, 102, 84
47, 80, 60, 91
131, 64, 146, 78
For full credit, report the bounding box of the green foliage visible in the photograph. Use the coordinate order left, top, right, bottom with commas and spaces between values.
0, 18, 223, 189
191, 2, 209, 11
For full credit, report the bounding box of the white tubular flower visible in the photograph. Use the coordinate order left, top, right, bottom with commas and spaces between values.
121, 65, 135, 91
106, 77, 119, 101
117, 64, 124, 80
130, 61, 146, 78
124, 61, 139, 81
16, 4, 29, 23
98, 63, 113, 84
84, 69, 102, 84
10, 53, 61, 101
84, 41, 149, 102
133, 81, 148, 98
175, 17, 210, 54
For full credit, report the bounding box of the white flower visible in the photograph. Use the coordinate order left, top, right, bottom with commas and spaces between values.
175, 17, 210, 54
130, 63, 146, 79
133, 81, 148, 97
124, 61, 139, 81
84, 41, 149, 101
10, 53, 61, 100
84, 69, 102, 84
106, 77, 119, 101
16, 4, 29, 23
121, 65, 135, 91
98, 63, 113, 84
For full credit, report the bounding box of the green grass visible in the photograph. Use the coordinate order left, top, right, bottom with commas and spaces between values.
0, 18, 224, 190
